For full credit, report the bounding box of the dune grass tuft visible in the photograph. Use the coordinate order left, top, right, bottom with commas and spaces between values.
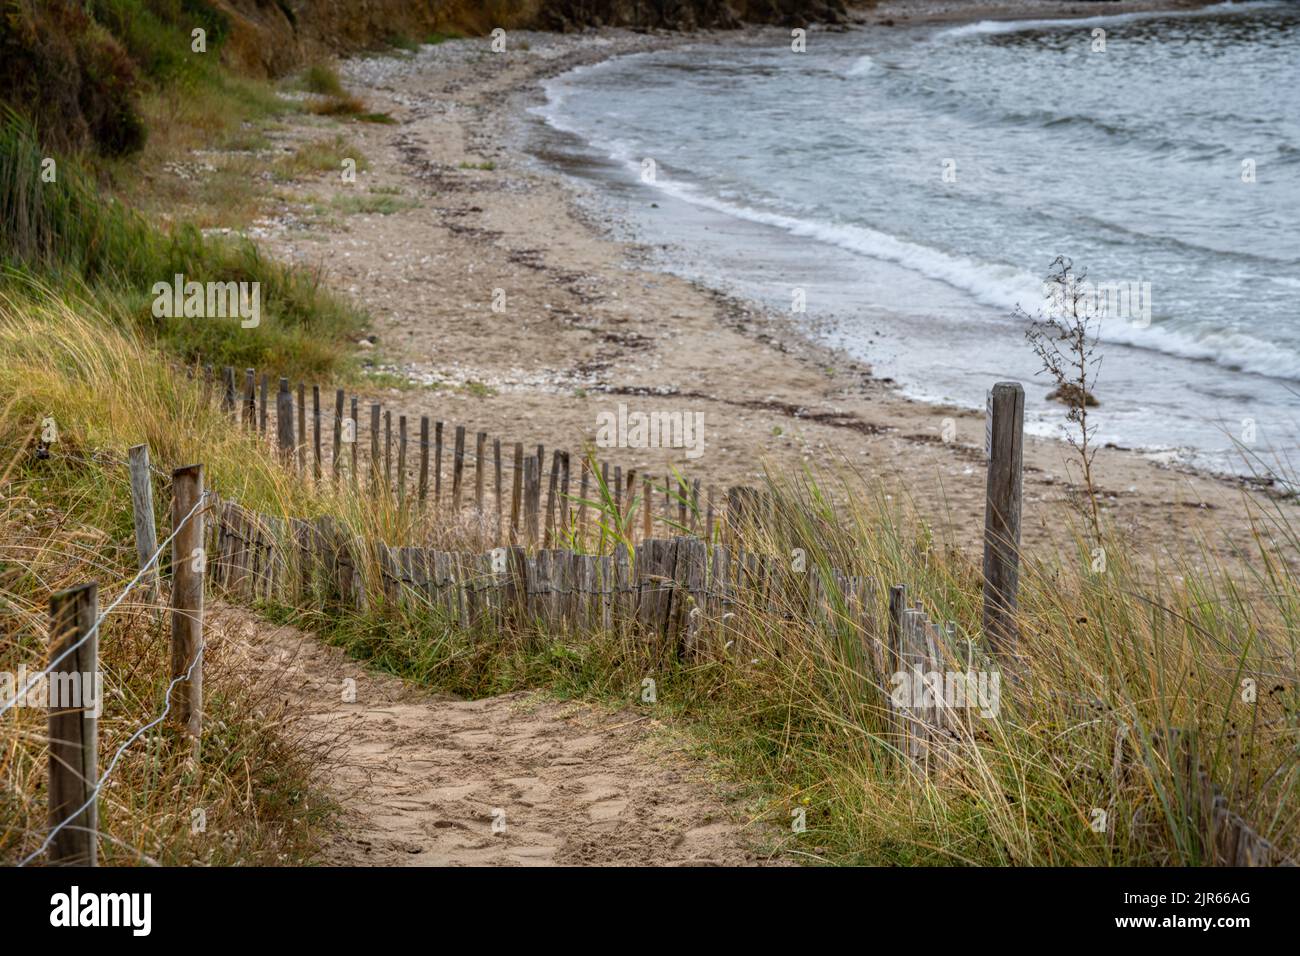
0, 113, 364, 378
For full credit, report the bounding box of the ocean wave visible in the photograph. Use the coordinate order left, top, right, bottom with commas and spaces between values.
535, 37, 1300, 384
933, 2, 1262, 41
599, 150, 1300, 379
845, 54, 875, 75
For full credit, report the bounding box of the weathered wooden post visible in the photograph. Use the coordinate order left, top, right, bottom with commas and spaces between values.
560, 452, 571, 536
418, 417, 430, 509
127, 444, 160, 607
350, 396, 359, 487
258, 374, 268, 434
171, 464, 204, 760
503, 546, 529, 634
297, 382, 307, 475
887, 584, 906, 677
397, 415, 408, 511
221, 367, 236, 417
48, 582, 98, 866
332, 389, 345, 483
493, 438, 503, 543
369, 403, 381, 496
384, 410, 393, 492
276, 378, 294, 464
312, 384, 322, 481
544, 450, 561, 546
511, 442, 523, 544
434, 421, 444, 505
524, 455, 539, 545
452, 425, 466, 511
982, 382, 1024, 656
475, 431, 487, 515
243, 369, 256, 428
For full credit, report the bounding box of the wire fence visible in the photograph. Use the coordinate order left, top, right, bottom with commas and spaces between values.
0, 491, 208, 719
9, 466, 209, 867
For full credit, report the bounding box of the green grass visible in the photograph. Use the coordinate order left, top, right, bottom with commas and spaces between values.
274, 135, 369, 182
385, 33, 422, 53
360, 369, 415, 390
458, 161, 496, 171
89, 0, 232, 85
329, 193, 417, 216
222, 126, 274, 152
301, 64, 345, 98
0, 112, 364, 378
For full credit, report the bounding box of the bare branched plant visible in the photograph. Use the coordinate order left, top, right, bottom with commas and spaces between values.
1018, 256, 1103, 540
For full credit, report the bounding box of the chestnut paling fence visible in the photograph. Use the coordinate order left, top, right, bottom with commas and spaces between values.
25, 367, 1292, 866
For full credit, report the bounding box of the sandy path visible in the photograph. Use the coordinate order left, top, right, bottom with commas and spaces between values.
220, 605, 775, 866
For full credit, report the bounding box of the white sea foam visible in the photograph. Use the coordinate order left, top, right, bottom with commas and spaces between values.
933, 2, 1262, 41
846, 54, 876, 76
568, 134, 1300, 379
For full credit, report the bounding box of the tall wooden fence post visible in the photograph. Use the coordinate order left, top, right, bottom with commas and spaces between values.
418, 416, 430, 508
259, 374, 268, 434
312, 384, 322, 481
888, 583, 906, 677
48, 582, 98, 866
221, 367, 236, 418
243, 369, 256, 427
276, 379, 294, 465
332, 389, 345, 483
369, 403, 381, 495
171, 464, 204, 760
982, 382, 1024, 657
127, 444, 160, 607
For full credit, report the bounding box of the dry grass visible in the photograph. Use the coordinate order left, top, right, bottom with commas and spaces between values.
0, 292, 340, 863
267, 459, 1300, 866
310, 96, 368, 118
274, 136, 370, 183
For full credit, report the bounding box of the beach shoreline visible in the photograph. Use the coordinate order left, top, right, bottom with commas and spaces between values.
250, 0, 1291, 568
863, 0, 1220, 25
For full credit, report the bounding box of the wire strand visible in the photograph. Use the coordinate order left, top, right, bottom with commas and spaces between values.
20, 644, 204, 867
0, 491, 210, 718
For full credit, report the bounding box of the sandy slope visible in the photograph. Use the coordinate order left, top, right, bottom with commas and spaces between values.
220, 604, 777, 866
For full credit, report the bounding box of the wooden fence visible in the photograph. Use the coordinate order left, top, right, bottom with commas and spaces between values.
195, 363, 828, 551
27, 373, 1290, 866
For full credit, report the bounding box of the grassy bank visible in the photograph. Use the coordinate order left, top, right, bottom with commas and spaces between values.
0, 113, 366, 378
0, 289, 339, 865
0, 5, 390, 865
